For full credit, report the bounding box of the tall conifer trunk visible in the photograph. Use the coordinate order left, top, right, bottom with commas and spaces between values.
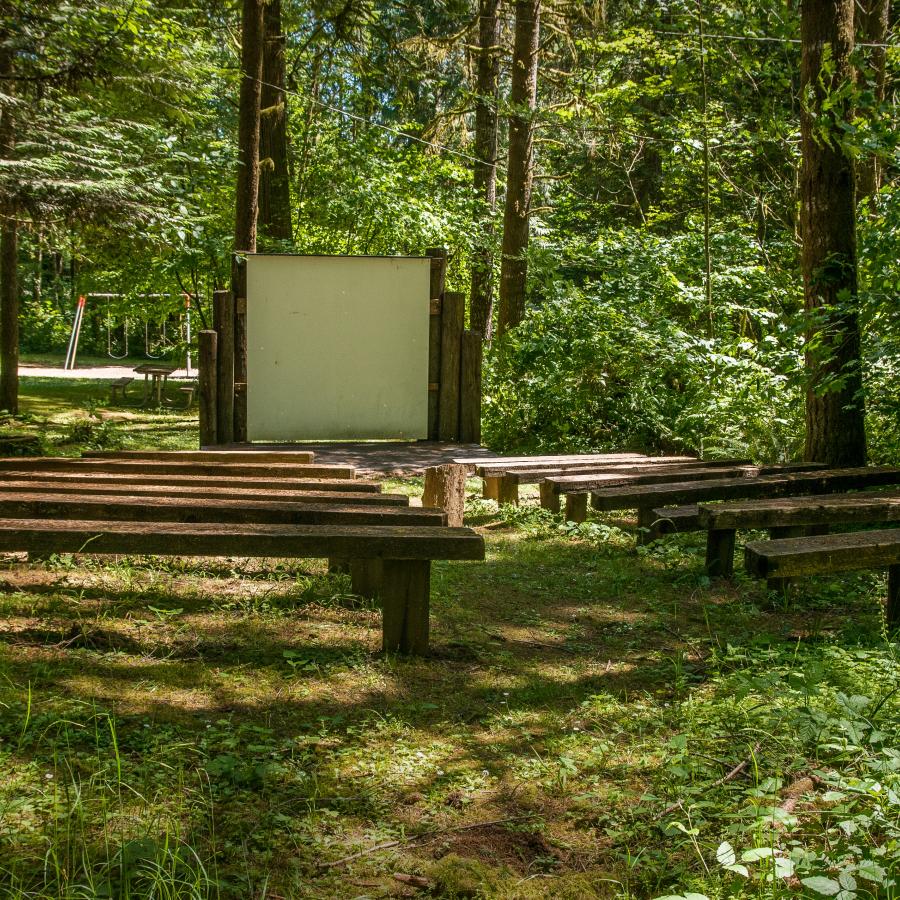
469, 0, 500, 340
800, 0, 867, 465
497, 0, 540, 337
0, 38, 17, 414
232, 0, 264, 440
857, 0, 890, 202
258, 0, 292, 244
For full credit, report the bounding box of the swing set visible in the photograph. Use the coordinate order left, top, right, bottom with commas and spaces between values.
64, 292, 194, 375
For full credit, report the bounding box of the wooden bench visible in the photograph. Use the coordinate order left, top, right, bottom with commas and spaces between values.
0, 519, 484, 654
588, 467, 900, 540
0, 458, 355, 479
0, 470, 378, 493
699, 491, 900, 577
108, 377, 133, 404
178, 384, 196, 407
83, 449, 316, 464
744, 529, 900, 626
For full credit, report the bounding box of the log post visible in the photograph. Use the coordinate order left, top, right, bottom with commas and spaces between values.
496, 474, 519, 506
233, 293, 248, 442
213, 290, 235, 445
459, 329, 483, 443
483, 476, 500, 501
539, 481, 560, 513
765, 525, 805, 593
705, 529, 737, 577
438, 291, 465, 441
198, 330, 218, 448
564, 493, 588, 523
426, 248, 447, 440
351, 559, 383, 601
636, 506, 661, 545
423, 463, 467, 526
381, 559, 431, 654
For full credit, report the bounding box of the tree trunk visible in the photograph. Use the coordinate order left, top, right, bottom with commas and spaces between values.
0, 39, 17, 415
232, 0, 264, 440
800, 0, 867, 465
258, 0, 292, 245
497, 0, 540, 337
469, 0, 500, 341
856, 0, 890, 203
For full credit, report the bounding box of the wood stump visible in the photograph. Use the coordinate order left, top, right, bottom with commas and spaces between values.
423, 464, 467, 526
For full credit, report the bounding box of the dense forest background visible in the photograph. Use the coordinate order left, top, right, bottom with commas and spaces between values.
2, 0, 898, 461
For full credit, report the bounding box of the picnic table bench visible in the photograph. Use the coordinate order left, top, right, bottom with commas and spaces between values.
108, 376, 133, 404
0, 519, 484, 654
744, 530, 900, 626
133, 363, 178, 406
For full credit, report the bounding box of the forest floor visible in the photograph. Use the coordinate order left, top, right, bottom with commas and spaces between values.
0, 378, 897, 899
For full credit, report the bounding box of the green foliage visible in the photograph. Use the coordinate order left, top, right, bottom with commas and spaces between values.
484, 228, 804, 461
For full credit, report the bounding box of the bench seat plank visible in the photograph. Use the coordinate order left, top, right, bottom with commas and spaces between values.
83, 450, 315, 464
589, 467, 900, 511
0, 479, 396, 505
699, 491, 900, 530
0, 519, 485, 561
0, 458, 356, 479
0, 471, 379, 493
455, 453, 648, 468
0, 492, 440, 525
745, 529, 900, 577
477, 455, 696, 476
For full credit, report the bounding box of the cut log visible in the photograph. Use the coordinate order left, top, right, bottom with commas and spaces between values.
423, 464, 467, 527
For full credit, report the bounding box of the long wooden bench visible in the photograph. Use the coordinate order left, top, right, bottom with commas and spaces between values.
83, 450, 316, 464
698, 492, 900, 576
0, 470, 378, 493
0, 519, 484, 654
744, 530, 900, 626
0, 479, 398, 505
588, 467, 900, 539
0, 458, 354, 479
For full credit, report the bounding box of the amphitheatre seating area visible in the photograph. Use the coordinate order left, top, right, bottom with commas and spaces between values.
454, 452, 900, 627
0, 451, 484, 655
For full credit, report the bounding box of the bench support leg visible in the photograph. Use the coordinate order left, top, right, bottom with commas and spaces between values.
766, 526, 806, 594
381, 559, 431, 655
483, 476, 500, 501
539, 481, 560, 514
705, 529, 737, 577
327, 557, 350, 575
888, 565, 899, 629
564, 493, 588, 523
496, 475, 519, 506
636, 506, 659, 545
351, 559, 383, 601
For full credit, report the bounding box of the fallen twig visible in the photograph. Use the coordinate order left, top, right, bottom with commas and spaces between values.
318, 813, 539, 869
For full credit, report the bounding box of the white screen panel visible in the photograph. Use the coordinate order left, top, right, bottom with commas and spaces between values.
246, 255, 430, 441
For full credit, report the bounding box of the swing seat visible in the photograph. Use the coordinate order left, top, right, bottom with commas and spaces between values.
109, 377, 134, 405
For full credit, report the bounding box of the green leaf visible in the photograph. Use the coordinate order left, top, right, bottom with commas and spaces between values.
716, 841, 736, 867
801, 876, 842, 896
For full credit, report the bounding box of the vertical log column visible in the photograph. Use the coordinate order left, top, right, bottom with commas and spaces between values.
438, 291, 465, 441
459, 329, 483, 444
213, 290, 235, 445
198, 330, 218, 448
426, 248, 447, 440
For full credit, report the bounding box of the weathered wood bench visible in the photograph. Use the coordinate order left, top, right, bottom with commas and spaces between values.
0, 458, 354, 479
0, 470, 377, 493
83, 449, 316, 464
699, 491, 900, 577
0, 519, 484, 654
744, 529, 900, 626
588, 467, 900, 541
108, 377, 133, 404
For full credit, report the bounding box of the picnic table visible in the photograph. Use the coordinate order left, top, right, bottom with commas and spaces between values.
133, 363, 178, 406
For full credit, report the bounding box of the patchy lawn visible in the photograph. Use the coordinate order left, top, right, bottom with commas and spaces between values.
0, 388, 897, 899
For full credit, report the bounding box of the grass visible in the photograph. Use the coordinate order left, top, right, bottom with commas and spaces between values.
0, 383, 898, 898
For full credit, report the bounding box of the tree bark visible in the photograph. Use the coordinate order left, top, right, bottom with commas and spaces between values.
232, 0, 264, 440
856, 0, 890, 203
469, 0, 500, 341
497, 0, 540, 337
800, 0, 867, 465
258, 0, 292, 245
0, 38, 17, 415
